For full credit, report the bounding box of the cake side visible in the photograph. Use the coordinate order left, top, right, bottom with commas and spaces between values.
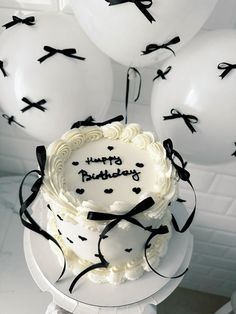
41, 122, 178, 284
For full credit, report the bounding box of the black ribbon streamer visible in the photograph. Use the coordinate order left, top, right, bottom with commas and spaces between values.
142, 36, 180, 56
153, 66, 172, 81
2, 114, 25, 128
125, 67, 142, 124
0, 60, 7, 77
38, 46, 86, 63
19, 146, 66, 281
21, 97, 47, 113
105, 0, 155, 23
163, 109, 198, 134
71, 115, 124, 129
218, 62, 236, 79
3, 16, 35, 29
163, 138, 196, 233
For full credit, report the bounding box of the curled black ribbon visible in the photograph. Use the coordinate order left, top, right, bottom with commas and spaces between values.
125, 67, 142, 124
21, 97, 47, 113
2, 16, 35, 29
142, 36, 180, 56
38, 46, 86, 63
105, 0, 155, 23
163, 109, 198, 134
153, 66, 172, 81
218, 62, 236, 79
19, 146, 66, 281
0, 60, 7, 77
2, 114, 25, 128
163, 138, 196, 233
71, 115, 124, 129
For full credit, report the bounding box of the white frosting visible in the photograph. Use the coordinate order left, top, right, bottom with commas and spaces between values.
42, 122, 178, 284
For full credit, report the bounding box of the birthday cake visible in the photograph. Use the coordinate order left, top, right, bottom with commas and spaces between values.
41, 121, 178, 285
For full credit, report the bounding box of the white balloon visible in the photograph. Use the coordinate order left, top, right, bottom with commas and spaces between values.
0, 13, 113, 142
71, 0, 218, 67
151, 30, 236, 165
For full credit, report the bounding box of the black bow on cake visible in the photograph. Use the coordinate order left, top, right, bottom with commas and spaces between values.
71, 115, 124, 129
105, 0, 155, 23
163, 109, 198, 134
3, 16, 35, 29
38, 46, 86, 63
142, 36, 180, 56
69, 196, 171, 292
19, 146, 66, 281
218, 62, 236, 79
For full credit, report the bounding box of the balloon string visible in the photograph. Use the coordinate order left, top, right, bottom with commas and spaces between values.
125, 67, 142, 124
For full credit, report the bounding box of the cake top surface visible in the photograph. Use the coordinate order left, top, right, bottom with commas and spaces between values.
42, 122, 177, 220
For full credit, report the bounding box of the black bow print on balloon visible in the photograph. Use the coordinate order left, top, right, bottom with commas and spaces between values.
232, 143, 236, 157
163, 139, 196, 234
38, 46, 86, 63
153, 66, 172, 81
71, 115, 124, 129
2, 114, 25, 128
19, 146, 66, 282
2, 16, 35, 29
105, 0, 155, 23
21, 97, 47, 113
0, 60, 7, 77
163, 109, 199, 134
142, 36, 180, 56
218, 62, 236, 79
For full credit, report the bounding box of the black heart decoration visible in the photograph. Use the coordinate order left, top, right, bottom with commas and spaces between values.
104, 188, 113, 194
125, 248, 133, 253
107, 146, 114, 151
136, 163, 144, 168
78, 235, 87, 242
72, 161, 79, 166
76, 188, 85, 195
132, 187, 141, 194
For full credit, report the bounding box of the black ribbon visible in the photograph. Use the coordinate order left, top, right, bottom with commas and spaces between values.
163, 109, 198, 134
144, 225, 188, 279
71, 115, 124, 129
232, 142, 236, 157
19, 146, 66, 281
105, 0, 155, 23
2, 114, 25, 128
21, 97, 47, 113
3, 16, 35, 29
142, 36, 180, 56
125, 67, 142, 124
38, 46, 86, 63
153, 66, 172, 81
163, 138, 196, 233
218, 62, 236, 79
0, 60, 7, 77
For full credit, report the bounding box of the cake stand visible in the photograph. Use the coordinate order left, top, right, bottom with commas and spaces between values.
23, 198, 193, 314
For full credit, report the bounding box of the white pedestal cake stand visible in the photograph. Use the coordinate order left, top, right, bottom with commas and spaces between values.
23, 200, 193, 314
